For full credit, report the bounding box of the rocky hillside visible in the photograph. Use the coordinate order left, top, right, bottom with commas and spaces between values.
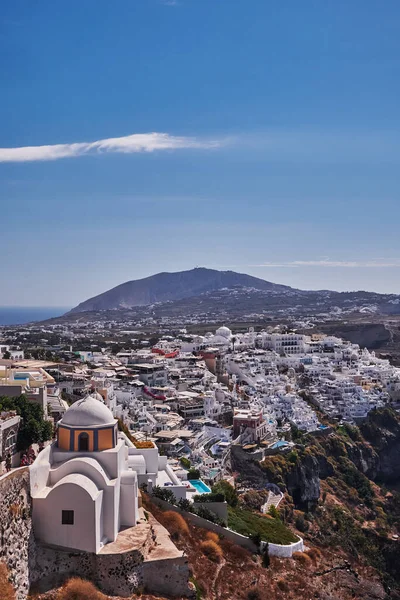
232, 408, 400, 594
28, 493, 397, 600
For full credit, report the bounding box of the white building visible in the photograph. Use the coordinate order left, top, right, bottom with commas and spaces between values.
30, 394, 190, 554
30, 395, 139, 554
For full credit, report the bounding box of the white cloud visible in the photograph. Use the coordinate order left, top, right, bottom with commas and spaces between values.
0, 132, 224, 163
253, 260, 400, 268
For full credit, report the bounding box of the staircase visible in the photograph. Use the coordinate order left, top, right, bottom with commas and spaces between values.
261, 491, 283, 514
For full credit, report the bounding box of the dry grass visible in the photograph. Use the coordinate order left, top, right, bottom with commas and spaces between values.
56, 578, 108, 600
162, 511, 189, 540
292, 551, 312, 567
306, 547, 322, 564
200, 540, 223, 563
205, 531, 219, 543
9, 504, 21, 518
220, 539, 251, 563
0, 562, 15, 600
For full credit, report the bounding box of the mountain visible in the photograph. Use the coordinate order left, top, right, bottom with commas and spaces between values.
68, 267, 292, 313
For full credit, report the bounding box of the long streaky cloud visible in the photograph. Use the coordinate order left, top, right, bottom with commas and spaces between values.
0, 132, 224, 163
254, 260, 400, 268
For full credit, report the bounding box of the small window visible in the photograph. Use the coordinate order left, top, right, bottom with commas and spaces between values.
62, 510, 74, 525
78, 432, 89, 451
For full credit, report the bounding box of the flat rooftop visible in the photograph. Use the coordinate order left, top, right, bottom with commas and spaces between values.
154, 429, 194, 440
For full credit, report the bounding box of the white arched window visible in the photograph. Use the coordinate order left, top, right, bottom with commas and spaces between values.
5, 430, 17, 454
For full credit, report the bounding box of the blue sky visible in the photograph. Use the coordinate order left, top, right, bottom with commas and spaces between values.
1, 0, 400, 306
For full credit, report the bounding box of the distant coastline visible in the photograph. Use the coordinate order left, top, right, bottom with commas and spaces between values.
0, 307, 70, 326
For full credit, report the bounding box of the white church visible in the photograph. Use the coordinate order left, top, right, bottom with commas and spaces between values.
30, 394, 188, 554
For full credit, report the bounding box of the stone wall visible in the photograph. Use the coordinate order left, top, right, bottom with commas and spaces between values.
0, 467, 34, 600
142, 557, 192, 597
30, 545, 145, 597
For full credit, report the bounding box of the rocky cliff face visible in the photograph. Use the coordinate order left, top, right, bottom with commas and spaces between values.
285, 453, 331, 509
360, 408, 400, 482
233, 409, 400, 510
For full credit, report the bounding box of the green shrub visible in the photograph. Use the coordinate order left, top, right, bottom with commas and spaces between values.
193, 492, 225, 503
178, 498, 192, 511
249, 532, 262, 550
268, 505, 280, 519
295, 514, 309, 533
262, 543, 270, 568
338, 457, 374, 506
195, 505, 223, 524
152, 486, 176, 504
180, 456, 191, 469
188, 468, 200, 480
212, 480, 238, 507
228, 507, 297, 545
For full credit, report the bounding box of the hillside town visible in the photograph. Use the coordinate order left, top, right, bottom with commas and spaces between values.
2, 323, 398, 482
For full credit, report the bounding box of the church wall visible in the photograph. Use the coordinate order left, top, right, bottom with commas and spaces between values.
91, 439, 125, 479
120, 477, 138, 527
57, 427, 69, 450
98, 427, 113, 450
29, 445, 51, 495
33, 483, 101, 553
47, 458, 119, 543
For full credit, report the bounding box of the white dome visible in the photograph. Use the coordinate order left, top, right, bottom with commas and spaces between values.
61, 395, 115, 427
215, 326, 232, 339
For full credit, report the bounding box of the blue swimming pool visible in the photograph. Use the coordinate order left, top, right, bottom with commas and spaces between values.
188, 479, 211, 494
270, 440, 289, 449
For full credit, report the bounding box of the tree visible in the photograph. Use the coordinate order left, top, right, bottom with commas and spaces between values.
2, 350, 11, 360
178, 498, 192, 512
152, 486, 176, 504
180, 456, 191, 469
187, 468, 200, 480
212, 480, 238, 507
249, 532, 262, 551
262, 543, 270, 568
268, 505, 280, 520
0, 394, 53, 451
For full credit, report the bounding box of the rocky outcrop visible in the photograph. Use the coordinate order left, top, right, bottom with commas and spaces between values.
231, 445, 270, 487
285, 454, 323, 509
360, 408, 400, 482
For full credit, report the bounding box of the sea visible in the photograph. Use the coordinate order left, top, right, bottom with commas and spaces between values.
0, 307, 70, 326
